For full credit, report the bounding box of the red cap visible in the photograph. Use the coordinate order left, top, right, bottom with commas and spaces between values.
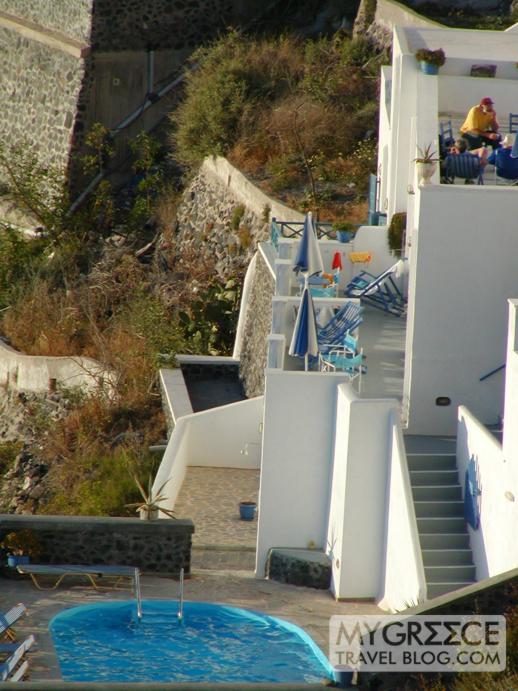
332, 252, 343, 271
480, 97, 494, 105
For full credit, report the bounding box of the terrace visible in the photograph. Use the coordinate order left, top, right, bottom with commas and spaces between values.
263, 223, 406, 400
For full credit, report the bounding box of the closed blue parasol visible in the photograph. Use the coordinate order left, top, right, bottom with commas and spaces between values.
293, 212, 324, 279
289, 286, 319, 371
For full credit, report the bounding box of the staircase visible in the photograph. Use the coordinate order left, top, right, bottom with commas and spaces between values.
406, 448, 476, 599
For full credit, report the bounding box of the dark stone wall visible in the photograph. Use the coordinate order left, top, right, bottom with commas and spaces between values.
0, 514, 194, 575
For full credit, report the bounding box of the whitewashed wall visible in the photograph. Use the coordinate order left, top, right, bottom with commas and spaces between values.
378, 413, 426, 611
438, 76, 518, 117
502, 300, 518, 464
255, 370, 351, 576
456, 406, 518, 580
404, 184, 516, 435
0, 340, 108, 392
327, 387, 398, 600
154, 396, 263, 510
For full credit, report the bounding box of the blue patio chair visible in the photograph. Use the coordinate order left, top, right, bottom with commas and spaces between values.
319, 347, 366, 386
443, 153, 484, 185
0, 634, 35, 681
316, 301, 363, 354
344, 263, 406, 316
509, 113, 518, 133
439, 120, 455, 152
487, 147, 518, 184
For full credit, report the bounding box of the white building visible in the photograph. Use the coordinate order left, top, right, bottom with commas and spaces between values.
155, 20, 518, 613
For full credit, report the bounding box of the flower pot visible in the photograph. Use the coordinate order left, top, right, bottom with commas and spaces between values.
139, 507, 159, 520
238, 501, 256, 521
420, 61, 439, 75
416, 161, 437, 185
337, 230, 353, 243
7, 554, 30, 568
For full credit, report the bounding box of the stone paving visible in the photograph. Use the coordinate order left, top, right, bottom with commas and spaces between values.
174, 466, 260, 548
0, 569, 381, 682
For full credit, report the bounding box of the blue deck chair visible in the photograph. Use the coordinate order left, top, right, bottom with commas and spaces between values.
0, 604, 27, 642
509, 113, 518, 133
439, 120, 455, 153
0, 634, 35, 681
443, 153, 484, 185
316, 301, 363, 354
344, 264, 406, 316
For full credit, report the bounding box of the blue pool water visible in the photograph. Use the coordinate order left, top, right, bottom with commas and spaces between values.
49, 600, 335, 683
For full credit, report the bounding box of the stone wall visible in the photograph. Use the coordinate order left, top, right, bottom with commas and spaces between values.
0, 514, 194, 575
176, 167, 270, 282
0, 0, 92, 42
0, 25, 85, 173
237, 252, 275, 398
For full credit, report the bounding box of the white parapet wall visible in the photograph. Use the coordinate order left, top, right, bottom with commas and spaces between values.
456, 405, 518, 580
0, 340, 109, 392
153, 395, 264, 511
327, 386, 401, 600
378, 412, 426, 611
255, 369, 352, 576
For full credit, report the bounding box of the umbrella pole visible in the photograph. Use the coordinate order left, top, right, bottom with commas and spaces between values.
305, 353, 309, 372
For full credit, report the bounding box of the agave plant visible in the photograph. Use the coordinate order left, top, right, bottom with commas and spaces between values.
125, 475, 176, 519
414, 144, 439, 164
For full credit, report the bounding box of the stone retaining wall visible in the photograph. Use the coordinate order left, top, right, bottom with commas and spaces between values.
237, 252, 275, 398
0, 514, 194, 575
176, 164, 270, 282
0, 0, 92, 42
0, 25, 85, 173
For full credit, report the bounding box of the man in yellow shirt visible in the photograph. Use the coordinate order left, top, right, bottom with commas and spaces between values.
460, 97, 502, 150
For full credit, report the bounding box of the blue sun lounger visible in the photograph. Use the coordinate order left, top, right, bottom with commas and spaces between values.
0, 604, 27, 642
0, 634, 35, 681
317, 301, 363, 354
344, 264, 406, 316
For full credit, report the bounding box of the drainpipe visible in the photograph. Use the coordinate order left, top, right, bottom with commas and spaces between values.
69, 58, 184, 212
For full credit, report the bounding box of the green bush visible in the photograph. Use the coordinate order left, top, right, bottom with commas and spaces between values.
388, 212, 407, 257
0, 226, 47, 309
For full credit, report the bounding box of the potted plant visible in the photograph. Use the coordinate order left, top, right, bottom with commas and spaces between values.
1, 530, 40, 568
414, 144, 439, 185
238, 501, 257, 521
332, 221, 358, 243
125, 476, 176, 520
388, 212, 407, 257
415, 48, 446, 75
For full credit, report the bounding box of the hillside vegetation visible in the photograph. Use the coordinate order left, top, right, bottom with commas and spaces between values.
0, 23, 386, 515
172, 30, 387, 220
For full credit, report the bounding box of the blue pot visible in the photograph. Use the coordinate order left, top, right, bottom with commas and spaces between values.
337, 230, 353, 243
420, 61, 439, 75
239, 502, 256, 521
7, 555, 29, 568
334, 668, 354, 688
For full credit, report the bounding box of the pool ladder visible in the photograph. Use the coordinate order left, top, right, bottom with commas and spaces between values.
178, 567, 184, 622
135, 568, 142, 621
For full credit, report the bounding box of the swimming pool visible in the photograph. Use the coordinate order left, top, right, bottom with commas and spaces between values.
50, 600, 335, 683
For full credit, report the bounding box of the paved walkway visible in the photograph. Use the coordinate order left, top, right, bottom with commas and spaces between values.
0, 570, 381, 682
174, 467, 260, 548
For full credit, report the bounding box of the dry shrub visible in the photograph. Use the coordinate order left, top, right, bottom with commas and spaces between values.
2, 279, 84, 356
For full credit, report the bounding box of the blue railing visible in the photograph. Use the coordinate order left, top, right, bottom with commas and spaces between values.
270, 218, 334, 251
